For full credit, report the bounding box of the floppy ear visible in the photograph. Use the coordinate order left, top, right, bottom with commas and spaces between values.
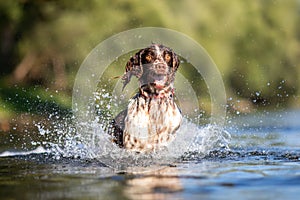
121, 50, 144, 90
172, 52, 180, 72
167, 52, 180, 84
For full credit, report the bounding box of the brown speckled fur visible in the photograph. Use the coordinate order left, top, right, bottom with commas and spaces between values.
108, 44, 182, 152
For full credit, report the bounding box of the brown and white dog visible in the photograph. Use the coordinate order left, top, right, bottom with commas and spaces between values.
109, 44, 182, 152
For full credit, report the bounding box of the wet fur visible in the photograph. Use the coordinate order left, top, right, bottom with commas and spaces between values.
108, 44, 182, 152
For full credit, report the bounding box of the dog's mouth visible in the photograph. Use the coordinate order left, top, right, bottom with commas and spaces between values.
139, 73, 170, 89
152, 74, 167, 88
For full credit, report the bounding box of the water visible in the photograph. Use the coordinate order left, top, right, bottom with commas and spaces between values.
1, 110, 300, 200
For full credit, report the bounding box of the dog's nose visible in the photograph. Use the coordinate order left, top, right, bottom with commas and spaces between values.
155, 63, 166, 70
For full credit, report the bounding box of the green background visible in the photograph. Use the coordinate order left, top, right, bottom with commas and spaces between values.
1, 0, 299, 132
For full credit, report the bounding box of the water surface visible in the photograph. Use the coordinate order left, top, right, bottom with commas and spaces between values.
1, 110, 300, 200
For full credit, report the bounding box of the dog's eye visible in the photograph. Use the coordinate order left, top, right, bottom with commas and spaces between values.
165, 53, 171, 62
145, 54, 152, 62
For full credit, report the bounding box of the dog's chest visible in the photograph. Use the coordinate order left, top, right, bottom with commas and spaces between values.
123, 95, 182, 152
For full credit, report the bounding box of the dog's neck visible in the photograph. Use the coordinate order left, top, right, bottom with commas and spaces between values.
139, 84, 174, 99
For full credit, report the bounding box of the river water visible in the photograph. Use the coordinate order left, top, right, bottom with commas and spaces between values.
0, 110, 300, 200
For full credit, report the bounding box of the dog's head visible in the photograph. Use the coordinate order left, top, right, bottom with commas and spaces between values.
122, 44, 180, 91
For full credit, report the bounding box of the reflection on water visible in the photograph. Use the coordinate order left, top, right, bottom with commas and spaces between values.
0, 110, 300, 199
125, 167, 182, 200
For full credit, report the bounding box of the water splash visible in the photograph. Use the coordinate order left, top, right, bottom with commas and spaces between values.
32, 111, 231, 170
1, 85, 230, 170
0, 146, 49, 157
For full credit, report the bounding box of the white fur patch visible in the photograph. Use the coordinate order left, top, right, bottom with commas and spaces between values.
124, 95, 182, 152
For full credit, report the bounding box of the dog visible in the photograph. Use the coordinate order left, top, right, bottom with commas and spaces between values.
108, 44, 182, 152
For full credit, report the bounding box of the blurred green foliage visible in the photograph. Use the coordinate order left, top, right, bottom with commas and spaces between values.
0, 0, 300, 121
